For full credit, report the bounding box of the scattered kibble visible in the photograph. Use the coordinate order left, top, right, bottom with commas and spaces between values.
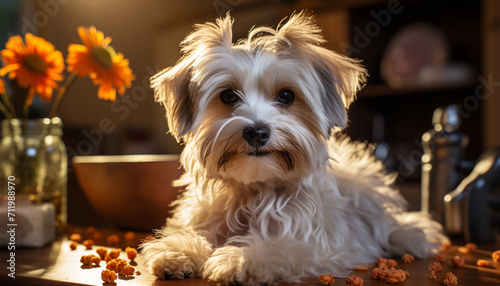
125, 231, 136, 243
126, 247, 137, 261
354, 265, 370, 271
387, 259, 397, 267
436, 253, 446, 262
477, 259, 490, 267
492, 250, 500, 263
318, 274, 334, 285
69, 233, 82, 243
443, 272, 458, 286
96, 248, 108, 260
452, 256, 465, 268
135, 270, 142, 275
80, 254, 101, 267
108, 249, 121, 260
107, 234, 119, 246
428, 261, 442, 272
101, 269, 117, 283
82, 239, 94, 250
384, 267, 406, 284
69, 241, 78, 250
401, 253, 415, 264
346, 275, 363, 286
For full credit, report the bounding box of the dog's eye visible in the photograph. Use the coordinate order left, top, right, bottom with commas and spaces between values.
276, 90, 295, 106
220, 90, 239, 105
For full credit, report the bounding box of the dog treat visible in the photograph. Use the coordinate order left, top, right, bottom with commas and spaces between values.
401, 253, 414, 264
135, 270, 142, 275
85, 226, 96, 237
101, 269, 117, 283
346, 275, 363, 286
465, 242, 477, 252
443, 272, 458, 285
116, 259, 135, 276
435, 253, 446, 262
92, 232, 103, 244
441, 241, 452, 251
318, 274, 334, 285
69, 233, 82, 243
107, 234, 119, 246
354, 265, 370, 271
69, 241, 78, 250
428, 270, 437, 279
428, 261, 442, 272
371, 267, 388, 280
126, 247, 137, 261
104, 253, 113, 262
452, 256, 465, 268
125, 231, 136, 243
403, 270, 410, 277
492, 250, 500, 263
106, 259, 118, 271
387, 259, 397, 267
384, 267, 406, 284
82, 239, 94, 250
80, 254, 101, 267
477, 259, 490, 267
375, 257, 387, 266
96, 248, 108, 260
109, 248, 121, 259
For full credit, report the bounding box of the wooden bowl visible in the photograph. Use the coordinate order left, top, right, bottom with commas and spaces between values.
72, 155, 183, 230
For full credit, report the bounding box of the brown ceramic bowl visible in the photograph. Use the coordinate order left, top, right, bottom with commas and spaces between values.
72, 154, 183, 230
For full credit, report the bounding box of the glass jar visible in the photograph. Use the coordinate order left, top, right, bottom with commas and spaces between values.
0, 117, 67, 234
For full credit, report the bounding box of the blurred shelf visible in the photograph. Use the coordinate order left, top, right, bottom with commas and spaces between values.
358, 82, 477, 98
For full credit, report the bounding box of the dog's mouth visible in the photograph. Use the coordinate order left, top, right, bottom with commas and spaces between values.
248, 150, 271, 157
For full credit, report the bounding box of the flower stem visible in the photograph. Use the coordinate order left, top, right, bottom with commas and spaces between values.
49, 73, 79, 118
0, 99, 12, 118
1, 91, 16, 117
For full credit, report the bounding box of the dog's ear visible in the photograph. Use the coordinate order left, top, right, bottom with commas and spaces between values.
151, 14, 234, 141
275, 11, 367, 133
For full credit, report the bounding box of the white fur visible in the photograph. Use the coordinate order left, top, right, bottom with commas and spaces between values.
141, 11, 448, 285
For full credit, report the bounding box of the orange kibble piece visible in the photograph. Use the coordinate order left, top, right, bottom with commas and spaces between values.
492, 250, 500, 263
96, 248, 108, 260
80, 254, 100, 267
387, 259, 397, 267
126, 247, 137, 261
428, 261, 442, 272
354, 265, 370, 271
428, 270, 437, 279
375, 257, 387, 266
436, 253, 446, 262
318, 274, 334, 285
93, 232, 103, 244
101, 269, 117, 283
82, 239, 94, 250
125, 231, 136, 243
452, 256, 465, 268
86, 226, 97, 237
346, 275, 363, 286
371, 267, 388, 280
107, 234, 119, 246
106, 259, 118, 271
69, 233, 82, 243
69, 241, 78, 250
116, 259, 135, 276
477, 259, 490, 267
109, 248, 121, 259
384, 267, 406, 284
401, 253, 415, 264
443, 272, 458, 285
465, 242, 477, 252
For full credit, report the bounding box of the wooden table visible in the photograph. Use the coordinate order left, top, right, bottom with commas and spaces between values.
1, 233, 500, 286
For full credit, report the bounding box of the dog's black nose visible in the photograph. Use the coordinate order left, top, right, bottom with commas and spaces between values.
244, 125, 270, 147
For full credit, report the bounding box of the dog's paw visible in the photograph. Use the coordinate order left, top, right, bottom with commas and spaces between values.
203, 245, 271, 286
149, 251, 197, 280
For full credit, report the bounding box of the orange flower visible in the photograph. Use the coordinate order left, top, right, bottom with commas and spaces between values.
0, 78, 5, 94
67, 26, 135, 101
0, 33, 64, 105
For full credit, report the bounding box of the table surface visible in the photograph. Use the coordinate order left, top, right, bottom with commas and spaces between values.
1, 231, 500, 286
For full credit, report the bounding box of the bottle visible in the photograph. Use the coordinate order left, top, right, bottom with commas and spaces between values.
421, 105, 468, 224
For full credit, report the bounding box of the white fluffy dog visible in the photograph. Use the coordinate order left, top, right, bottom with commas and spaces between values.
140, 11, 447, 285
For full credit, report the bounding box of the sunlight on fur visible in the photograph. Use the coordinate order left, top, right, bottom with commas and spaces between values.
140, 11, 448, 285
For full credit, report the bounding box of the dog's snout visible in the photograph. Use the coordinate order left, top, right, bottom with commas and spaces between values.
244, 125, 270, 147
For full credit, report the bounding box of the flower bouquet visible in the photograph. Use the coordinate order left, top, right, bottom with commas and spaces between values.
0, 27, 135, 234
